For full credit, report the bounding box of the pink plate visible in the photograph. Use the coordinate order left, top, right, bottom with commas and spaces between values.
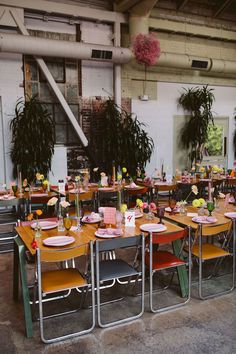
140, 223, 167, 233
32, 193, 48, 197
165, 207, 180, 213
224, 212, 236, 219
98, 187, 114, 191
192, 216, 217, 224
95, 228, 123, 238
43, 236, 75, 247
31, 221, 58, 230
0, 195, 16, 200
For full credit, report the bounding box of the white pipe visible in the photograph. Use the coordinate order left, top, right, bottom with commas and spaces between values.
0, 32, 236, 75
0, 32, 132, 64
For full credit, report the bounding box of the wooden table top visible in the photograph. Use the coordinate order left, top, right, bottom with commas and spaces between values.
164, 204, 235, 230
16, 215, 184, 256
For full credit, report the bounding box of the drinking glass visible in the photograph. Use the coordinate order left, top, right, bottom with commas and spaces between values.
169, 199, 176, 215
156, 206, 165, 224
207, 201, 215, 216
116, 211, 123, 228
64, 217, 72, 234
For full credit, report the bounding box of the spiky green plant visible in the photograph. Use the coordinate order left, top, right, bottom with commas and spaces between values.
10, 96, 55, 182
178, 85, 215, 164
90, 99, 154, 176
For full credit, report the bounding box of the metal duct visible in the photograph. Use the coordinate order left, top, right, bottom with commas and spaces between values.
0, 32, 132, 64
0, 32, 236, 75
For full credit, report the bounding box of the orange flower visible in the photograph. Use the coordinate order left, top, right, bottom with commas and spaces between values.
36, 209, 43, 216
27, 213, 34, 221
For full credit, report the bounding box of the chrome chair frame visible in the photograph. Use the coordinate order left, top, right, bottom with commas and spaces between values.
96, 234, 145, 328
148, 227, 192, 313
198, 220, 235, 300
37, 241, 95, 343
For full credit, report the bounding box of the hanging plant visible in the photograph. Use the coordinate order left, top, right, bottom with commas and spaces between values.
10, 95, 55, 182
132, 33, 161, 96
178, 85, 215, 165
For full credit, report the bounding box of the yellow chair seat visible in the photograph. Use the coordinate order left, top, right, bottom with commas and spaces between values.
42, 268, 87, 294
192, 244, 230, 261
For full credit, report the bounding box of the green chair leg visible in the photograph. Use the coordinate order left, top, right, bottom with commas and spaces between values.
14, 237, 33, 338
172, 239, 189, 298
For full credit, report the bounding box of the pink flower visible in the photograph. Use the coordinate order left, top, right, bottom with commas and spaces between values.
132, 33, 161, 66
142, 202, 149, 210
233, 161, 236, 166
149, 202, 157, 211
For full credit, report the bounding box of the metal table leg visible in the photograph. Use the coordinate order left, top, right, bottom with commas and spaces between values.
13, 237, 33, 338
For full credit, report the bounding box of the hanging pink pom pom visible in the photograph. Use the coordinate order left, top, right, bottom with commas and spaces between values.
132, 33, 161, 66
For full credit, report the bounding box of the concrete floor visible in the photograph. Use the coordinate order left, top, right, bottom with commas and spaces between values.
0, 252, 235, 354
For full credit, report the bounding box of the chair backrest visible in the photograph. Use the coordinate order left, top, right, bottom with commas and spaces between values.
37, 242, 90, 263
151, 228, 188, 245
96, 235, 142, 253
125, 187, 149, 196
199, 221, 232, 237
156, 184, 176, 192
0, 197, 24, 208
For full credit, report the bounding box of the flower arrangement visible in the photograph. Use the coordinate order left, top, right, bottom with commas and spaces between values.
132, 33, 161, 66
192, 198, 206, 208
177, 185, 198, 209
132, 32, 161, 96
120, 204, 128, 214
27, 209, 43, 239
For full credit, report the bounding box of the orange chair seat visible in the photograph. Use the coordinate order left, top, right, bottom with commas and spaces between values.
145, 251, 185, 271
42, 268, 87, 294
191, 244, 230, 261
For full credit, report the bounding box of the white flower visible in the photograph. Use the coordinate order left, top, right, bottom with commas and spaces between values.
191, 185, 198, 195
60, 200, 70, 208
93, 167, 99, 172
47, 197, 58, 206
219, 192, 225, 199
75, 176, 81, 182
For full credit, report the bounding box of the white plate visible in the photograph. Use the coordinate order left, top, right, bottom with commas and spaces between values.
95, 230, 122, 238
98, 187, 115, 191
165, 207, 180, 213
140, 223, 167, 233
69, 189, 86, 194
31, 221, 58, 230
124, 185, 142, 189
0, 195, 16, 200
82, 215, 102, 223
192, 216, 217, 224
31, 193, 48, 197
135, 213, 143, 219
224, 212, 236, 219
43, 236, 75, 247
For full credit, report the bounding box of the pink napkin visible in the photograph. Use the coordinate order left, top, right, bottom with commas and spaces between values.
103, 207, 116, 225
97, 228, 122, 236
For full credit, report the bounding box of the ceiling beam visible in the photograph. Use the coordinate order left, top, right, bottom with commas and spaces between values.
131, 0, 159, 16
177, 0, 189, 11
213, 0, 233, 18
114, 0, 140, 13
0, 0, 127, 24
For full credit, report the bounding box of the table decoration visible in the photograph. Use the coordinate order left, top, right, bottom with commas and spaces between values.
27, 209, 43, 238
177, 185, 198, 215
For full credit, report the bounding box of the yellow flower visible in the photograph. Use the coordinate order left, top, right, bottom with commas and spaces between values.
42, 179, 48, 186
192, 199, 200, 207
191, 185, 198, 195
212, 165, 219, 173
40, 174, 44, 180
75, 175, 81, 182
122, 167, 127, 173
36, 173, 41, 181
136, 198, 143, 208
198, 198, 206, 206
200, 166, 205, 173
120, 204, 127, 213
27, 213, 34, 221
117, 174, 122, 181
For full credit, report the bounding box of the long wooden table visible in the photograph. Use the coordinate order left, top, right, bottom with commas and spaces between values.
13, 215, 188, 338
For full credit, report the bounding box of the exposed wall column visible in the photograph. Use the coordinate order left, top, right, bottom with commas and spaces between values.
114, 20, 122, 106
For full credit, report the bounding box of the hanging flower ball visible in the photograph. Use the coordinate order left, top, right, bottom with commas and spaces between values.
132, 33, 161, 66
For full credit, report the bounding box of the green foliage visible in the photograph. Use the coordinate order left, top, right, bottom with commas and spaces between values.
178, 85, 215, 164
10, 96, 55, 182
91, 99, 154, 176
205, 125, 223, 156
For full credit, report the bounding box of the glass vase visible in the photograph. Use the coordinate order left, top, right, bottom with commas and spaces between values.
35, 219, 42, 239
179, 203, 187, 216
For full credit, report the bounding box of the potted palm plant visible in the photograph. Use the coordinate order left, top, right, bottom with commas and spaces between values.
90, 99, 154, 177
10, 95, 55, 182
178, 85, 215, 165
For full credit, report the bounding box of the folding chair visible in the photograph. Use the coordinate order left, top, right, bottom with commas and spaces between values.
0, 198, 24, 253
124, 186, 149, 208
146, 227, 191, 313
95, 234, 145, 328
192, 220, 235, 300
36, 241, 95, 343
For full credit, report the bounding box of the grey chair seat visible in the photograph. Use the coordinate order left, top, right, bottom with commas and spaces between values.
99, 259, 139, 281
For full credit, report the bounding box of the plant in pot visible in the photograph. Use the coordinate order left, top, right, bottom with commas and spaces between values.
178, 85, 215, 166
90, 99, 154, 178
10, 95, 55, 183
